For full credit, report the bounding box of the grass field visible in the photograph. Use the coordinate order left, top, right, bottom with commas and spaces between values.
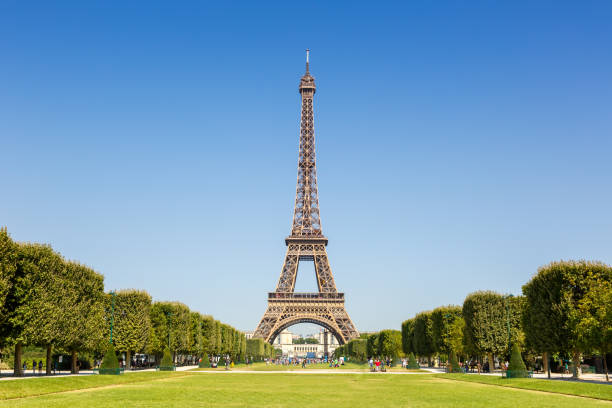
197, 361, 426, 372
1, 371, 611, 407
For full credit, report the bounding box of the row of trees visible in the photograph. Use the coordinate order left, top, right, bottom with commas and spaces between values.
334, 330, 403, 361
245, 338, 276, 361
0, 228, 244, 376
401, 260, 611, 379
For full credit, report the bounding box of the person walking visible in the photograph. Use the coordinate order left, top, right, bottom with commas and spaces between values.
38, 360, 43, 375
32, 359, 36, 374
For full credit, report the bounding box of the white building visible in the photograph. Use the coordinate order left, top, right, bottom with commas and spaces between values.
243, 328, 341, 358
272, 328, 339, 358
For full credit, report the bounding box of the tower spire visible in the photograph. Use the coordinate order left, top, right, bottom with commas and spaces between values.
306, 48, 310, 73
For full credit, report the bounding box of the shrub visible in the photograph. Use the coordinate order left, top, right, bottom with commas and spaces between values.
98, 344, 121, 375
161, 349, 173, 367
199, 354, 210, 368
407, 352, 419, 369
448, 351, 462, 373
100, 344, 119, 369
507, 343, 528, 378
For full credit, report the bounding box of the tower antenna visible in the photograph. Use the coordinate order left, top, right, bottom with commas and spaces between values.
306, 49, 310, 73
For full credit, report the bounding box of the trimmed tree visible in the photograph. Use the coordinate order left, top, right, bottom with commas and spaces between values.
106, 290, 152, 370
507, 343, 528, 378
448, 350, 462, 373
99, 344, 120, 374
401, 318, 415, 356
366, 333, 379, 357
407, 352, 419, 369
413, 312, 434, 365
60, 261, 106, 374
431, 305, 463, 361
378, 330, 402, 361
462, 291, 522, 370
523, 260, 611, 378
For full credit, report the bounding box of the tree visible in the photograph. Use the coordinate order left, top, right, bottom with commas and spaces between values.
247, 338, 266, 361
148, 302, 170, 356
378, 330, 402, 360
106, 290, 151, 370
574, 270, 612, 381
523, 261, 611, 378
431, 306, 463, 357
366, 333, 379, 357
293, 338, 319, 344
201, 316, 218, 356
462, 291, 521, 369
16, 243, 68, 376
347, 339, 367, 361
0, 239, 67, 376
0, 228, 17, 351
413, 312, 434, 364
148, 301, 190, 362
401, 318, 415, 355
188, 312, 204, 359
60, 261, 106, 374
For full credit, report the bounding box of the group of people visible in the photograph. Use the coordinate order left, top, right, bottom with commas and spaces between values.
368, 357, 390, 372
22, 360, 44, 374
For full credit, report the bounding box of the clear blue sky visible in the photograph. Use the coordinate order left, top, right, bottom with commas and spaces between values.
1, 1, 611, 334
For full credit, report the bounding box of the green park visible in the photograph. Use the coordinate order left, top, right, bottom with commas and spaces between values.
2, 2, 612, 407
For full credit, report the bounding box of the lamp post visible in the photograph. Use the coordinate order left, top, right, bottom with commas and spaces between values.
109, 291, 116, 344
504, 294, 514, 354
165, 311, 174, 365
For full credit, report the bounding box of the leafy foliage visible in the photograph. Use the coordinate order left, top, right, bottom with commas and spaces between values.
106, 290, 152, 357
431, 306, 463, 355
523, 260, 612, 377
407, 352, 419, 369
508, 343, 528, 377
160, 348, 173, 367
366, 333, 379, 357
100, 344, 119, 370
401, 319, 415, 355
378, 330, 402, 359
448, 350, 461, 373
413, 312, 434, 358
462, 291, 522, 357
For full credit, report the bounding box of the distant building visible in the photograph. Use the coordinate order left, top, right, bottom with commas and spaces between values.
273, 328, 339, 358
243, 328, 342, 358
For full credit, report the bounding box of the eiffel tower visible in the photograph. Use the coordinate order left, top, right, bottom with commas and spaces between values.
253, 51, 359, 344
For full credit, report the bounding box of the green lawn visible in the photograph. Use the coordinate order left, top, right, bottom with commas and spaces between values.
196, 361, 423, 372
440, 373, 612, 401
1, 371, 611, 407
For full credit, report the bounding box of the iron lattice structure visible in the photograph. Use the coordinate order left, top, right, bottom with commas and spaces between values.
253, 53, 359, 345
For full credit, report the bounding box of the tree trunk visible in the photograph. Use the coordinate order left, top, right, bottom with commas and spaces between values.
603, 352, 608, 382
14, 342, 23, 377
571, 350, 581, 379
126, 350, 131, 370
71, 350, 78, 374
488, 353, 495, 370
542, 351, 549, 375
46, 345, 52, 376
